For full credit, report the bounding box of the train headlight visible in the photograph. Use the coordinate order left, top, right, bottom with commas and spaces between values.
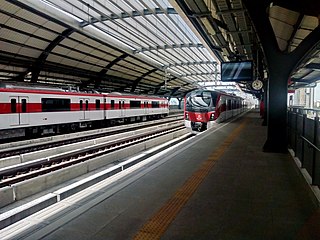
210, 113, 215, 120
185, 113, 189, 120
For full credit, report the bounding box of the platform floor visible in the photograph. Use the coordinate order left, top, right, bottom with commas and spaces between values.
27, 111, 320, 239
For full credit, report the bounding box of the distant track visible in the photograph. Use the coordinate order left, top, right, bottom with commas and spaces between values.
0, 116, 183, 159
0, 124, 185, 188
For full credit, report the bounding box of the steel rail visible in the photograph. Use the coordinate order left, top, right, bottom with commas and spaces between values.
0, 116, 183, 158
0, 124, 185, 188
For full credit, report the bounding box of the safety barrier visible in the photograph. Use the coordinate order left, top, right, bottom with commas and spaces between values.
288, 107, 320, 186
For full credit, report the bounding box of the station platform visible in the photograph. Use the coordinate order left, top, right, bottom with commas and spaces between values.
11, 110, 320, 239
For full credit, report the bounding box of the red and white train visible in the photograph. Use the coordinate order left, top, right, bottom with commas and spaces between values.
0, 83, 169, 141
184, 89, 244, 131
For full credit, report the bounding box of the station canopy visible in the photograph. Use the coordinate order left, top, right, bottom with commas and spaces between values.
0, 0, 228, 98
173, 0, 320, 92
1, 0, 319, 98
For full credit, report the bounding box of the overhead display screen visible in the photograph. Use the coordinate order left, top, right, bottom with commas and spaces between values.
221, 61, 253, 82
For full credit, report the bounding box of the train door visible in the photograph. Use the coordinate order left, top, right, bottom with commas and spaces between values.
119, 99, 125, 117
9, 96, 29, 126
80, 98, 90, 120
144, 101, 148, 114
226, 99, 232, 119
217, 96, 226, 122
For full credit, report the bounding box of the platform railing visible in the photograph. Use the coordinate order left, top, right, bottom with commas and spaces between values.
288, 107, 320, 186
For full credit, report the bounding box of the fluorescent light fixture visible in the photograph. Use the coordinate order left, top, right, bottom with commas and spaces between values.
167, 68, 182, 75
86, 25, 136, 51
40, 0, 83, 22
138, 52, 165, 66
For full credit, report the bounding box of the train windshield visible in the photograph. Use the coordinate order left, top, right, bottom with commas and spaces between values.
186, 90, 217, 112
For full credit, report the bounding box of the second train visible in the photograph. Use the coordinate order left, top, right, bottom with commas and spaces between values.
184, 89, 245, 132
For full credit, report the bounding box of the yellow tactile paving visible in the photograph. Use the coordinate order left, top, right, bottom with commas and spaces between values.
133, 118, 248, 240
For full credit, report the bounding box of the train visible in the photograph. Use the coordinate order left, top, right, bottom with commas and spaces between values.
0, 83, 169, 141
184, 89, 244, 131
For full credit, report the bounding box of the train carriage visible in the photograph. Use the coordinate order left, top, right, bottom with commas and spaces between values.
184, 89, 243, 132
104, 93, 168, 123
0, 83, 169, 141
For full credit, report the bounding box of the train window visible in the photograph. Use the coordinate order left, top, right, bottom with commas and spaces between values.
151, 101, 159, 108
21, 99, 27, 113
210, 92, 218, 107
227, 100, 232, 110
123, 101, 125, 109
202, 92, 212, 105
111, 100, 114, 109
86, 100, 89, 111
42, 98, 71, 112
186, 90, 214, 112
96, 99, 100, 110
11, 99, 17, 113
80, 100, 83, 110
130, 100, 141, 109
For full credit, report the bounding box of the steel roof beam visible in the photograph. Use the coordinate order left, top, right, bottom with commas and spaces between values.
131, 68, 158, 92
98, 53, 129, 73
285, 14, 304, 53
170, 87, 181, 97
6, 0, 71, 29
166, 60, 217, 68
80, 7, 177, 27
174, 0, 223, 60
216, 9, 246, 15
30, 28, 75, 83
80, 2, 163, 54
154, 76, 177, 94
4, 0, 221, 97
180, 72, 218, 77
130, 4, 200, 64
79, 0, 218, 84
80, 53, 129, 89
133, 43, 204, 53
305, 63, 320, 70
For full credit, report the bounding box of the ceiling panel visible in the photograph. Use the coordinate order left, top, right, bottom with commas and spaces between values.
18, 47, 42, 58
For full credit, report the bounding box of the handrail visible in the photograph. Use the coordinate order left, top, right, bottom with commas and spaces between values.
288, 107, 320, 119
300, 135, 320, 152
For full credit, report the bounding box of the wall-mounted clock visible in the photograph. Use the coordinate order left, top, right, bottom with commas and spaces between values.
252, 79, 263, 90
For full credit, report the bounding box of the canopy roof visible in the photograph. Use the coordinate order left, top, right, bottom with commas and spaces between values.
173, 0, 320, 91
1, 0, 318, 98
0, 0, 223, 97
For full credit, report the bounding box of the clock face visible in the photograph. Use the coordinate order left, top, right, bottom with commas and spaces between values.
252, 80, 263, 90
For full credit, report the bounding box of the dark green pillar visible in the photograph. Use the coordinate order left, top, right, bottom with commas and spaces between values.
263, 65, 290, 152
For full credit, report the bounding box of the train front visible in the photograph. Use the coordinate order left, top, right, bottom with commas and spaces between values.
184, 90, 216, 132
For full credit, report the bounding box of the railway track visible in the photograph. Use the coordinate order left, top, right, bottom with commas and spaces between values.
0, 124, 194, 231
0, 123, 185, 188
0, 115, 183, 159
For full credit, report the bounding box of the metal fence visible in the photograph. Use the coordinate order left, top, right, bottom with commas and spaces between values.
288, 107, 320, 186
